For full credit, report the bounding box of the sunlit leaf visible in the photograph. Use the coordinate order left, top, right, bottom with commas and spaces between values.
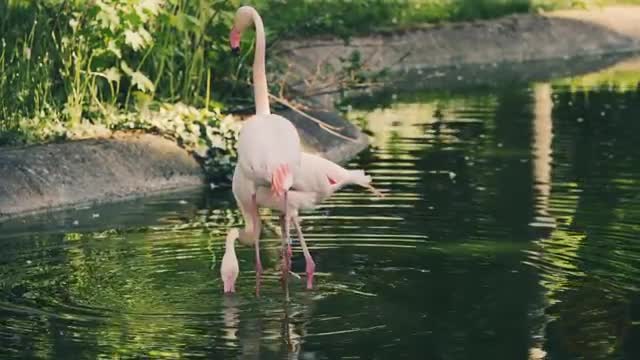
138, 27, 153, 47
96, 1, 120, 31
107, 40, 122, 58
102, 67, 121, 83
124, 29, 146, 51
131, 71, 155, 93
120, 61, 134, 76
139, 0, 164, 16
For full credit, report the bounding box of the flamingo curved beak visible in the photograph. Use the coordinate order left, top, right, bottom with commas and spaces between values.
230, 27, 241, 55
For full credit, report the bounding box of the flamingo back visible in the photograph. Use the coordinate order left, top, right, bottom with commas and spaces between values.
294, 153, 374, 202
237, 114, 301, 188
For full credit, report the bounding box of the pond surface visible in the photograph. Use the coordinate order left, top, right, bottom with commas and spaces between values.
1, 59, 640, 359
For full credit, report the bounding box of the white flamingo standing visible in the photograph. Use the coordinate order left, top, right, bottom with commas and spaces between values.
228, 5, 301, 287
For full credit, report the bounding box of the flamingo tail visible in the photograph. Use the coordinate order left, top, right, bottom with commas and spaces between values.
346, 170, 371, 187
347, 170, 385, 197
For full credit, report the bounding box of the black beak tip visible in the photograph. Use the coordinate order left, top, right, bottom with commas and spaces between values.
231, 47, 240, 56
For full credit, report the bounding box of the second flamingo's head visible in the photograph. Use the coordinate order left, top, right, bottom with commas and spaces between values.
230, 6, 255, 54
220, 228, 240, 293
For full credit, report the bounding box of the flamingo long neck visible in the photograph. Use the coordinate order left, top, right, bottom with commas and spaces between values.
250, 10, 270, 115
225, 233, 237, 255
238, 210, 261, 244
238, 212, 262, 245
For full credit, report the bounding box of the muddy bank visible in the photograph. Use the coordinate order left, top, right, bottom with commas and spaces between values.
277, 6, 640, 97
0, 134, 204, 220
341, 53, 639, 105
275, 107, 369, 164
0, 109, 367, 219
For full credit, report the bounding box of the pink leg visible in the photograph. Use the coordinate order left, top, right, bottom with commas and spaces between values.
252, 193, 263, 275
293, 217, 315, 290
279, 215, 290, 282
284, 191, 293, 268
279, 215, 293, 268
251, 193, 263, 296
282, 193, 291, 302
255, 237, 263, 297
284, 192, 292, 273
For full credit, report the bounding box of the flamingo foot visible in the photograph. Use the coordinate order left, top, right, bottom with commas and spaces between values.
305, 257, 316, 290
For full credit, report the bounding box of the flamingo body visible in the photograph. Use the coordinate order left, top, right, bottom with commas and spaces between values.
246, 153, 382, 290
256, 153, 379, 215
237, 114, 301, 194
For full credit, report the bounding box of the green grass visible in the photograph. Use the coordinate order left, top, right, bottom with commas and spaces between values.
0, 0, 245, 181
0, 1, 245, 134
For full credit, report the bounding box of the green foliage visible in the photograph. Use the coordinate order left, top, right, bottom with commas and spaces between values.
15, 103, 241, 182
0, 1, 242, 132
0, 0, 245, 180
110, 103, 241, 181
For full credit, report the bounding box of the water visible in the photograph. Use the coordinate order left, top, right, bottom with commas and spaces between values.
2, 60, 640, 359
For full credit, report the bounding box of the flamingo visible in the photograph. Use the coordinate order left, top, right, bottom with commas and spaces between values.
221, 228, 240, 293
257, 152, 383, 289
221, 152, 383, 292
229, 5, 302, 283
221, 5, 382, 294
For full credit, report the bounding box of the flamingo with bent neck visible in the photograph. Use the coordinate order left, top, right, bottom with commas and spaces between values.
228, 5, 302, 287
221, 228, 240, 293
257, 153, 383, 289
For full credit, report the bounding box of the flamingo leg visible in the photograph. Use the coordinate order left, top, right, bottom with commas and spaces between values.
284, 191, 292, 271
293, 217, 315, 290
251, 193, 262, 272
279, 192, 292, 302
251, 193, 263, 297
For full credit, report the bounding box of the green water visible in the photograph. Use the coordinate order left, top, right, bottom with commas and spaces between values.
1, 63, 640, 359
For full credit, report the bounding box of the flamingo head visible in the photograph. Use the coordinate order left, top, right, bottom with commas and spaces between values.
230, 6, 255, 53
220, 228, 240, 293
